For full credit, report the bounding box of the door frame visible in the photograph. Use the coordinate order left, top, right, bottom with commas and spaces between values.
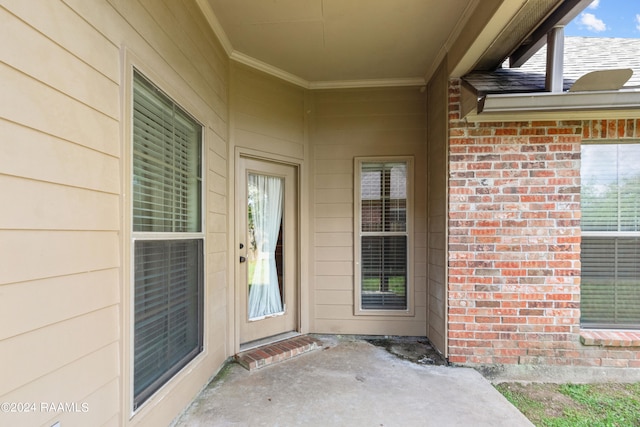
232, 148, 306, 353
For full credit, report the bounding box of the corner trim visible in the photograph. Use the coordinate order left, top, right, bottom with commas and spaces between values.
194, 0, 233, 56
310, 78, 425, 90
230, 51, 310, 88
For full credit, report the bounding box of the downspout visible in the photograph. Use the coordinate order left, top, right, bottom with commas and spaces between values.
546, 26, 565, 92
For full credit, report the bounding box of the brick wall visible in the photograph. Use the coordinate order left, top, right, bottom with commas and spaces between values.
447, 79, 640, 367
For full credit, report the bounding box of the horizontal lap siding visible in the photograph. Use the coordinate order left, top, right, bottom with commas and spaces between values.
2, 345, 120, 427
0, 121, 120, 193
0, 270, 120, 340
0, 1, 122, 424
312, 87, 427, 336
0, 308, 120, 397
233, 64, 306, 159
0, 1, 229, 427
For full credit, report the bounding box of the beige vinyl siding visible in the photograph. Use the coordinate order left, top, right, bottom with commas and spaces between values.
1, 308, 119, 396
426, 60, 449, 356
0, 1, 229, 426
311, 87, 427, 336
2, 344, 120, 427
0, 270, 118, 340
0, 120, 120, 193
232, 63, 306, 159
0, 2, 121, 425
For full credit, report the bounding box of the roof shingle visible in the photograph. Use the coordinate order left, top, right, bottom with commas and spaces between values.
463, 37, 640, 95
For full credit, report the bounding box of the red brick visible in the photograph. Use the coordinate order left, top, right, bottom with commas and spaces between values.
531, 120, 558, 127
548, 127, 577, 135
627, 119, 636, 137
448, 355, 467, 364
445, 82, 639, 369
501, 269, 527, 276
496, 128, 518, 136
520, 128, 546, 136
475, 316, 500, 323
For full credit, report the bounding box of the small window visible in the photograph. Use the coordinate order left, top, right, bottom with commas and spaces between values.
355, 158, 413, 314
581, 143, 640, 328
132, 70, 204, 409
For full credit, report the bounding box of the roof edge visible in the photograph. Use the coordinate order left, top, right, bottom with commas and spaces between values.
480, 89, 640, 112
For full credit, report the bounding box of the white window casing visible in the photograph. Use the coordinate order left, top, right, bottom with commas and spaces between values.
131, 70, 205, 410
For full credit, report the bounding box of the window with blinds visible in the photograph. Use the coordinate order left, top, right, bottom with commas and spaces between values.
356, 160, 411, 312
133, 72, 202, 233
133, 239, 202, 407
581, 143, 640, 328
132, 70, 203, 410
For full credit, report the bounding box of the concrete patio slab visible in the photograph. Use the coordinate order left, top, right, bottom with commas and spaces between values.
173, 336, 533, 427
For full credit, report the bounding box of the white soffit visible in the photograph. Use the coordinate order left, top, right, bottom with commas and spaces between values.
198, 0, 474, 89
448, 0, 528, 78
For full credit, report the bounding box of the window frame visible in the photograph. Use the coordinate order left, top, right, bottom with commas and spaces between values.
580, 140, 640, 329
354, 156, 414, 316
130, 68, 206, 412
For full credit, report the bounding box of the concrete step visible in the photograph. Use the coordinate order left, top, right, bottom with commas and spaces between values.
235, 335, 322, 371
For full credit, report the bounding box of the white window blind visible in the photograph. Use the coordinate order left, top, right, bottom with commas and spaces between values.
359, 162, 408, 310
133, 72, 202, 233
581, 143, 640, 327
361, 163, 407, 233
132, 70, 203, 410
582, 144, 640, 232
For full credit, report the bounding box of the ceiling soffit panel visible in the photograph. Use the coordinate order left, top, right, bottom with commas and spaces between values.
201, 0, 475, 88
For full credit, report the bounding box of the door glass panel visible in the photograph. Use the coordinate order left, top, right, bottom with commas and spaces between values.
247, 173, 285, 319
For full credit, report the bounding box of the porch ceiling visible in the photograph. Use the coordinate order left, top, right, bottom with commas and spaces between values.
198, 0, 582, 89
201, 0, 474, 87
202, 0, 546, 88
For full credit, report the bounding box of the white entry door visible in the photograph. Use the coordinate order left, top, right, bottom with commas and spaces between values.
237, 157, 298, 345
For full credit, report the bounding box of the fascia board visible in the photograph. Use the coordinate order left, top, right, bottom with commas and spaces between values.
479, 89, 640, 113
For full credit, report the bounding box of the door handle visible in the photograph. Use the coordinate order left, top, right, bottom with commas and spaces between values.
239, 256, 246, 263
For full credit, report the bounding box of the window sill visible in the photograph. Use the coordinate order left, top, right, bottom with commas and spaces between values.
580, 329, 640, 347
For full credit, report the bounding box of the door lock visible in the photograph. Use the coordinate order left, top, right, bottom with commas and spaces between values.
239, 256, 246, 263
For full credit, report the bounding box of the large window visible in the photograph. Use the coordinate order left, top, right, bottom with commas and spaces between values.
355, 158, 412, 313
581, 143, 640, 328
132, 70, 204, 409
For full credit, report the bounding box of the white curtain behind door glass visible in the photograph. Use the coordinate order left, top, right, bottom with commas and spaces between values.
248, 173, 284, 319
